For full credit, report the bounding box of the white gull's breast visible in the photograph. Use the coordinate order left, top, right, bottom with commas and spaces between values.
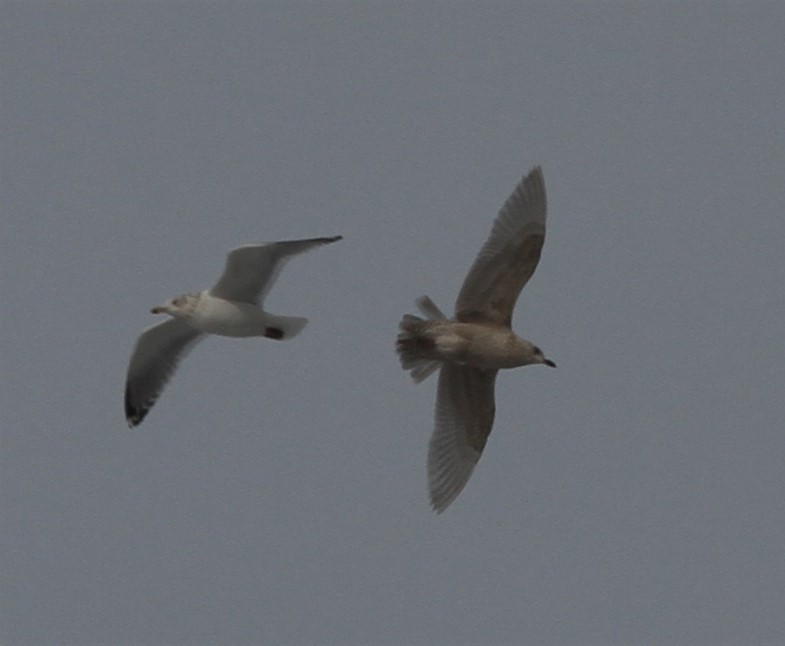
188, 292, 270, 337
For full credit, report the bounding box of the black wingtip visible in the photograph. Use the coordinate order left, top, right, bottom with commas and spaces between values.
124, 385, 147, 428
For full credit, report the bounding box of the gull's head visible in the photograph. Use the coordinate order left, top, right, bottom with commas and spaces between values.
531, 343, 556, 368
151, 294, 196, 318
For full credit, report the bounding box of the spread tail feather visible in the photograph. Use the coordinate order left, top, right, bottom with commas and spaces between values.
396, 297, 445, 383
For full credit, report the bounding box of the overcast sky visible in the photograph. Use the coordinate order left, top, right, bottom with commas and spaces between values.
3, 3, 785, 645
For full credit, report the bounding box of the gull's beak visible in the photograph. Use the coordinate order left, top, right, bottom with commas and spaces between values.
150, 305, 165, 314
544, 358, 557, 368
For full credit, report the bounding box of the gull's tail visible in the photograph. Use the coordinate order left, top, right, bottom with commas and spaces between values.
262, 314, 307, 340
396, 296, 447, 383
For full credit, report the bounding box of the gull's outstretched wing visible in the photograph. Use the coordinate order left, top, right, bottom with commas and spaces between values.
209, 236, 342, 304
455, 167, 546, 327
427, 363, 498, 513
124, 319, 204, 427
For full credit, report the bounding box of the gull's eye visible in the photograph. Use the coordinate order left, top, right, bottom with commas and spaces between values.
533, 346, 542, 355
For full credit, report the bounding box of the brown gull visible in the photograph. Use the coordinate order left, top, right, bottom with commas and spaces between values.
396, 167, 555, 513
124, 236, 342, 427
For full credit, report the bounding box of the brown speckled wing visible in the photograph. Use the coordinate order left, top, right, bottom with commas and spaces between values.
427, 363, 498, 513
455, 167, 546, 327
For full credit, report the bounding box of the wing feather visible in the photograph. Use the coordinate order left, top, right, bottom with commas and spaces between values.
455, 167, 546, 326
209, 236, 342, 304
124, 319, 204, 427
427, 364, 498, 513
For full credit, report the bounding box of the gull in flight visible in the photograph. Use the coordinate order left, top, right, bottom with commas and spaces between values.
396, 167, 555, 513
125, 236, 342, 427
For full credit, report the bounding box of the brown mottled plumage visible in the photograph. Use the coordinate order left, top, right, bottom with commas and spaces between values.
396, 167, 555, 513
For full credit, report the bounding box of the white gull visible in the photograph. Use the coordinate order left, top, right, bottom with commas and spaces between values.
396, 167, 555, 513
125, 236, 342, 427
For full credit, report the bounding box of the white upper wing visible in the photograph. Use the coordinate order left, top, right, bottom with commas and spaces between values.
455, 167, 546, 327
209, 236, 342, 304
427, 363, 498, 513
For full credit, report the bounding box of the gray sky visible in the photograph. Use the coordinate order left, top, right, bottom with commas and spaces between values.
3, 3, 785, 645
